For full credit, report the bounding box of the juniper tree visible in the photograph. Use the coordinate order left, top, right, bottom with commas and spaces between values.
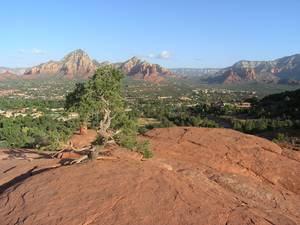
65, 66, 138, 161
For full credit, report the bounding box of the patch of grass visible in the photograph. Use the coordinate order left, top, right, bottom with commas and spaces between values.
273, 133, 287, 142
137, 140, 153, 158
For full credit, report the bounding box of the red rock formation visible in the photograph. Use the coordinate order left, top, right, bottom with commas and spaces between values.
1, 127, 299, 225
244, 68, 257, 80
23, 52, 174, 83
119, 57, 175, 83
223, 69, 242, 84
24, 49, 98, 78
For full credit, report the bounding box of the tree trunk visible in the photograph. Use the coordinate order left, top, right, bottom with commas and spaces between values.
88, 145, 103, 160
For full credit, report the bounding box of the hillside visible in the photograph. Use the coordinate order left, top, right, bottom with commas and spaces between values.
256, 88, 300, 119
0, 71, 19, 81
211, 54, 300, 84
0, 127, 300, 225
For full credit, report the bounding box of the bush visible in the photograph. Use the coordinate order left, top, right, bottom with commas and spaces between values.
138, 126, 149, 134
117, 119, 138, 149
0, 115, 79, 150
274, 133, 286, 142
137, 140, 153, 158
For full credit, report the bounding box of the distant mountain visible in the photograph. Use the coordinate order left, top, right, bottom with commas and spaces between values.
211, 54, 300, 84
21, 50, 174, 83
24, 49, 98, 79
0, 71, 19, 81
170, 68, 221, 77
3, 51, 299, 85
117, 57, 175, 83
0, 67, 27, 75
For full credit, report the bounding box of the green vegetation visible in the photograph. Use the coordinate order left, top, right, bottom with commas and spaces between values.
137, 140, 153, 158
232, 118, 300, 133
0, 75, 299, 152
133, 100, 218, 130
0, 115, 79, 150
66, 66, 136, 147
254, 89, 300, 119
273, 133, 287, 142
65, 66, 152, 158
0, 98, 64, 110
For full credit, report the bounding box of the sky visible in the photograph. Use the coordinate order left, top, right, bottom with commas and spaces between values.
1, 0, 300, 68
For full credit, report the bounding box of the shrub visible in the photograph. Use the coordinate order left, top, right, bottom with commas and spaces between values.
137, 140, 153, 158
274, 133, 286, 142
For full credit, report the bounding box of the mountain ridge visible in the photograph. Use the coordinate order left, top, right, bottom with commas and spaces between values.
213, 54, 300, 84
21, 49, 175, 82
2, 51, 300, 84
24, 49, 99, 79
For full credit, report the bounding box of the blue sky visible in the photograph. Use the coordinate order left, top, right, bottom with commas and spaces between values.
1, 0, 300, 68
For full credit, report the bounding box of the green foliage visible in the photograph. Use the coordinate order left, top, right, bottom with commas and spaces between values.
66, 66, 125, 125
136, 100, 218, 129
273, 133, 287, 142
0, 115, 79, 150
137, 140, 153, 158
117, 119, 138, 149
137, 126, 150, 135
66, 66, 139, 150
0, 98, 64, 111
231, 118, 296, 134
255, 89, 300, 119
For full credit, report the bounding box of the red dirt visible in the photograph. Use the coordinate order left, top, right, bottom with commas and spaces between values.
69, 129, 98, 149
1, 127, 300, 225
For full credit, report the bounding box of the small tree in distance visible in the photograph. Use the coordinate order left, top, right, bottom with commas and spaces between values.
65, 66, 138, 161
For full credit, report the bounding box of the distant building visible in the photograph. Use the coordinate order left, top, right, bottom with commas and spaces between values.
4, 111, 13, 118
68, 112, 79, 118
158, 96, 172, 100
234, 102, 251, 109
32, 111, 44, 118
179, 96, 192, 101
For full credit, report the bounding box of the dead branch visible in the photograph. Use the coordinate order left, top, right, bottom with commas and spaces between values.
70, 155, 89, 164
96, 156, 119, 160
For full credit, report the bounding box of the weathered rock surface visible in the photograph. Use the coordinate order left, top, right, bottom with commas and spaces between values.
118, 57, 175, 83
23, 50, 175, 83
24, 49, 98, 78
213, 54, 300, 84
0, 127, 300, 225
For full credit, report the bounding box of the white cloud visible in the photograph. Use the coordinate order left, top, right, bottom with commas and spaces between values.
148, 53, 156, 58
31, 48, 47, 55
158, 50, 171, 59
148, 50, 172, 60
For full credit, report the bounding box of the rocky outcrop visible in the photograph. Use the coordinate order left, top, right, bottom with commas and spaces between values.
214, 54, 300, 84
222, 69, 242, 84
24, 49, 98, 78
23, 51, 174, 83
118, 57, 175, 83
0, 127, 300, 225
